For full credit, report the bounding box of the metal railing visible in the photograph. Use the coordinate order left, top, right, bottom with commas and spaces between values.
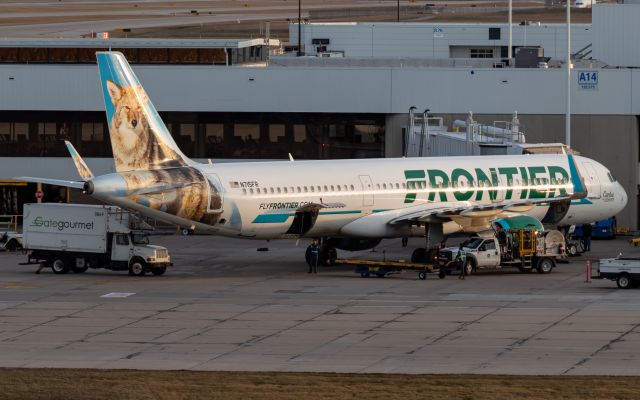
0, 215, 22, 232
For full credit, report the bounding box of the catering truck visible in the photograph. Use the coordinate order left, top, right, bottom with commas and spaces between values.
23, 203, 170, 276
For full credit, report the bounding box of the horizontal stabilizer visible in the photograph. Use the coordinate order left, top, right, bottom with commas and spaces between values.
14, 177, 85, 189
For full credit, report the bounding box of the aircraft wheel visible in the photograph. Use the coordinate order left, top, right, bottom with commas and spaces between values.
321, 246, 337, 266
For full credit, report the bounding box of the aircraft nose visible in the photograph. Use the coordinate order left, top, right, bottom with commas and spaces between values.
618, 182, 628, 210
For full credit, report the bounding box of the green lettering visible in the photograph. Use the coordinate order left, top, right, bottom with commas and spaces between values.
474, 168, 497, 201
451, 168, 474, 201
498, 167, 518, 200
428, 169, 449, 202
519, 167, 529, 199
547, 166, 569, 197
528, 166, 546, 199
404, 170, 425, 204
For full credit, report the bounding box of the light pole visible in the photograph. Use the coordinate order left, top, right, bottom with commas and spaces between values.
397, 0, 400, 22
508, 0, 512, 61
565, 0, 571, 147
297, 0, 303, 56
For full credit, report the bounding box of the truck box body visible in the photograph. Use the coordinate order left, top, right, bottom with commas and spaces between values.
23, 203, 131, 253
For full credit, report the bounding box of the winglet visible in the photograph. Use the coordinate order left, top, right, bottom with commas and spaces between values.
65, 141, 94, 181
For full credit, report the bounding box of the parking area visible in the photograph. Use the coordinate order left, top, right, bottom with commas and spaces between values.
0, 235, 639, 374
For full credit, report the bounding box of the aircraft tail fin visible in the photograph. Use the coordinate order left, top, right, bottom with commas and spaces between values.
96, 51, 192, 173
65, 141, 94, 180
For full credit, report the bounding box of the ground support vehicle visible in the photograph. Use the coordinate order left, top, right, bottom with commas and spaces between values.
438, 228, 566, 275
0, 231, 23, 251
332, 259, 438, 280
573, 217, 617, 239
593, 257, 640, 289
22, 203, 171, 276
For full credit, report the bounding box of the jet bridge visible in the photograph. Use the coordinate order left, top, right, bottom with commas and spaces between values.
404, 109, 526, 157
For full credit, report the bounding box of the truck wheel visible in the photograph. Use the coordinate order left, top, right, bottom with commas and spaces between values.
51, 258, 69, 274
418, 271, 427, 280
128, 259, 146, 276
151, 266, 167, 276
464, 260, 474, 275
617, 274, 632, 289
568, 244, 578, 256
536, 258, 555, 274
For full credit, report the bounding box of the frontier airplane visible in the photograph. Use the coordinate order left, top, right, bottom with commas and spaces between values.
19, 52, 628, 264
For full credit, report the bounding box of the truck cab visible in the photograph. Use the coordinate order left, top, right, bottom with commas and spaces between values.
438, 237, 501, 274
110, 231, 170, 276
471, 238, 501, 268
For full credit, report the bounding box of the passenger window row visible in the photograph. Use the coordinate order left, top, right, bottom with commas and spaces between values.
238, 178, 569, 195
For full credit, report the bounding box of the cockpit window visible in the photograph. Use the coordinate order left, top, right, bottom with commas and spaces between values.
607, 172, 616, 183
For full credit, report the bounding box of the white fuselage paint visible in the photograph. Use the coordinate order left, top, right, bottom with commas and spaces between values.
98, 154, 627, 240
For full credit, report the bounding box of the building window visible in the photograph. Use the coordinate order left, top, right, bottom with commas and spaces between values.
81, 123, 104, 142
269, 124, 285, 142
489, 28, 501, 40
234, 124, 259, 141
294, 124, 306, 142
470, 48, 494, 58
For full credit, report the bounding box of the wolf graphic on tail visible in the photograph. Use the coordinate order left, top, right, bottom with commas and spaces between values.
98, 52, 222, 226
106, 80, 186, 172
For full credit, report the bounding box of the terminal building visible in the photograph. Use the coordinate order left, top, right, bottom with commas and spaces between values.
0, 4, 639, 227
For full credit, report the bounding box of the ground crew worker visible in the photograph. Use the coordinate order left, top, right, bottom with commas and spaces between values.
457, 243, 467, 280
306, 239, 319, 274
582, 223, 592, 252
496, 224, 507, 255
35, 263, 45, 274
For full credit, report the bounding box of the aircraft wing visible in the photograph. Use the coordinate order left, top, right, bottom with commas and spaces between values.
388, 195, 574, 225
341, 195, 575, 237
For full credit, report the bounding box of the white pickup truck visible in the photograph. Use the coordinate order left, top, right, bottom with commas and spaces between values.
594, 257, 640, 289
438, 229, 566, 275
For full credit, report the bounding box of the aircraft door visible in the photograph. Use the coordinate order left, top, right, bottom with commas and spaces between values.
583, 162, 602, 199
358, 175, 374, 207
206, 174, 224, 213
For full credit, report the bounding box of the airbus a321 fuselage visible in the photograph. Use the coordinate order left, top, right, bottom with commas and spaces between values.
20, 52, 628, 258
